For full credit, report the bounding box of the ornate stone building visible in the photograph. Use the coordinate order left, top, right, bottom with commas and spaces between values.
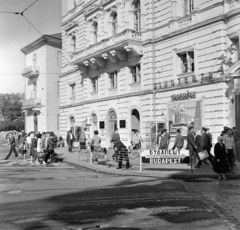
60, 0, 240, 147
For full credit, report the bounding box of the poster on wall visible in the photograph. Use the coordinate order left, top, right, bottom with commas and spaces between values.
167, 99, 202, 136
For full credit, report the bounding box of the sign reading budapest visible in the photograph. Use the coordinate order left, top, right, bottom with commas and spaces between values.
141, 149, 189, 164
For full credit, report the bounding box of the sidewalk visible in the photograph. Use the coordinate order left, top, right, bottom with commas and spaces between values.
55, 146, 240, 179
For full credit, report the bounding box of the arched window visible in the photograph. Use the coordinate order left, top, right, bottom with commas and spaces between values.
93, 22, 98, 44
111, 11, 118, 35
133, 0, 141, 31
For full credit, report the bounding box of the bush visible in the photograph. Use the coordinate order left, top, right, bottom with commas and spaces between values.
0, 119, 24, 132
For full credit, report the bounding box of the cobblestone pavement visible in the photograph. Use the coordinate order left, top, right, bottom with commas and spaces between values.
178, 178, 240, 230
1, 139, 240, 230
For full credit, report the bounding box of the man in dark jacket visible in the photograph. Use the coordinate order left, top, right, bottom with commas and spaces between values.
4, 132, 18, 160
172, 129, 184, 152
114, 140, 130, 169
66, 130, 75, 152
44, 132, 56, 163
187, 126, 197, 166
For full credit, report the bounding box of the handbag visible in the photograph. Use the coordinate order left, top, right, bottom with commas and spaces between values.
198, 150, 209, 160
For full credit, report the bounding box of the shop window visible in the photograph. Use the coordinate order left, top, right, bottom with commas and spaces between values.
93, 22, 98, 44
109, 71, 118, 88
133, 0, 141, 31
183, 0, 194, 16
69, 83, 76, 98
132, 64, 141, 83
91, 77, 98, 93
178, 50, 194, 74
111, 11, 118, 35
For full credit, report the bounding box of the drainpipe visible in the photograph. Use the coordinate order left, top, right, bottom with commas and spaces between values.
152, 0, 156, 119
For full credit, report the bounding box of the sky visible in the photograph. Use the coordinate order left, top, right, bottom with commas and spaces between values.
0, 0, 61, 94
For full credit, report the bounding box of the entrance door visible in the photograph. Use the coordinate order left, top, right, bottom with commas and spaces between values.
34, 113, 38, 133
131, 109, 140, 138
109, 111, 117, 138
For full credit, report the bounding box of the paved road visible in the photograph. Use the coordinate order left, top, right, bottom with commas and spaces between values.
0, 139, 240, 230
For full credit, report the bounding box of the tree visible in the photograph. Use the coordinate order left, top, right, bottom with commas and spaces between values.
0, 93, 24, 122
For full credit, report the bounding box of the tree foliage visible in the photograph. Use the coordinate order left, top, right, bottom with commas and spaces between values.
0, 93, 25, 131
0, 93, 24, 121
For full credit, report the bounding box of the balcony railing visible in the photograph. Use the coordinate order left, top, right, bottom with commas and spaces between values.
22, 65, 40, 78
73, 29, 142, 61
22, 98, 41, 109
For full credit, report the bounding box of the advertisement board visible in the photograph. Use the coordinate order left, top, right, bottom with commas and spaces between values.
167, 99, 202, 136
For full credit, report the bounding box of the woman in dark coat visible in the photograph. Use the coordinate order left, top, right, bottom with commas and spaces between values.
214, 136, 229, 180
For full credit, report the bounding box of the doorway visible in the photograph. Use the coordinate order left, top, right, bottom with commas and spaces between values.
34, 113, 38, 133
131, 109, 140, 138
109, 110, 117, 139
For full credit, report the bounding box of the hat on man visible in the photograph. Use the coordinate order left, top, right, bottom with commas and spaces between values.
202, 127, 207, 132
224, 126, 230, 131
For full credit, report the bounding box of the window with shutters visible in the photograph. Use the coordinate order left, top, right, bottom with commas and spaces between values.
132, 64, 141, 83
183, 0, 194, 16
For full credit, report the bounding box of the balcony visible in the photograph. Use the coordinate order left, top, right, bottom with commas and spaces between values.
71, 29, 143, 74
22, 98, 41, 110
22, 65, 40, 78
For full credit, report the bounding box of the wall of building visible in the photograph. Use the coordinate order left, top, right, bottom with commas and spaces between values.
60, 0, 240, 147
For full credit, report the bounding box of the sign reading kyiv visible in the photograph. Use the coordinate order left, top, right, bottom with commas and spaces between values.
141, 149, 189, 164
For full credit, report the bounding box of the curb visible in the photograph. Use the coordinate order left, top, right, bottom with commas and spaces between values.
63, 158, 240, 179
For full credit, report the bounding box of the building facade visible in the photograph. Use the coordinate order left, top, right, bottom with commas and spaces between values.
21, 34, 62, 135
60, 0, 240, 147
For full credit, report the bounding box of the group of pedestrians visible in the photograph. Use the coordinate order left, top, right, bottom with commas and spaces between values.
185, 125, 239, 180
3, 130, 62, 165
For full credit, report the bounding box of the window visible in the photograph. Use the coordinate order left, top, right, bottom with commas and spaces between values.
132, 64, 141, 83
33, 53, 37, 65
178, 50, 194, 74
70, 83, 76, 98
57, 81, 60, 98
183, 0, 194, 16
111, 12, 118, 35
133, 0, 141, 31
71, 35, 76, 52
231, 38, 240, 62
91, 77, 98, 93
109, 71, 118, 88
57, 114, 60, 130
93, 22, 98, 44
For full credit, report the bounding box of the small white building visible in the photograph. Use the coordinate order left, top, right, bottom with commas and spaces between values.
21, 34, 62, 135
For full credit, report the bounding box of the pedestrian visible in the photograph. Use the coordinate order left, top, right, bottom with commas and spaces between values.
132, 130, 142, 150
206, 128, 213, 147
35, 133, 44, 165
66, 130, 75, 152
110, 128, 120, 145
58, 135, 64, 147
223, 129, 235, 173
157, 129, 169, 150
29, 133, 37, 164
79, 131, 87, 150
114, 140, 130, 169
200, 127, 214, 166
233, 127, 240, 163
186, 126, 197, 166
44, 132, 55, 163
16, 131, 27, 161
4, 132, 19, 160
172, 129, 184, 152
214, 136, 229, 180
26, 132, 32, 155
91, 130, 106, 163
